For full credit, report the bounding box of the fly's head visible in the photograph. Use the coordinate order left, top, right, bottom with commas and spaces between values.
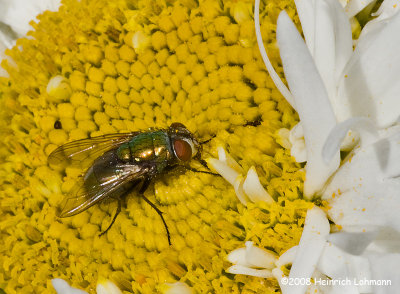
168, 122, 201, 163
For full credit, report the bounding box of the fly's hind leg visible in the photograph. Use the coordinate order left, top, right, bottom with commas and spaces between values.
98, 180, 141, 237
99, 198, 121, 236
140, 178, 171, 245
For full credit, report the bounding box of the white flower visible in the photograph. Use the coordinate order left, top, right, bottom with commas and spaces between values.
51, 279, 88, 294
265, 0, 400, 235
318, 121, 400, 238
164, 282, 193, 294
52, 278, 122, 294
256, 0, 400, 197
253, 0, 400, 292
207, 146, 273, 205
0, 0, 61, 37
274, 208, 400, 294
226, 241, 277, 278
96, 279, 122, 294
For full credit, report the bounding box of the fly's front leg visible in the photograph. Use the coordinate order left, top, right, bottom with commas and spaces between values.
185, 166, 220, 176
140, 178, 171, 245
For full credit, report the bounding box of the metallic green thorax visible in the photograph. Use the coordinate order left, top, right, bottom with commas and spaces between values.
116, 130, 173, 172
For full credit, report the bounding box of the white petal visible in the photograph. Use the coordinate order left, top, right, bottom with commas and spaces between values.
371, 0, 400, 20
243, 166, 274, 203
0, 24, 17, 49
378, 123, 400, 138
289, 123, 304, 141
275, 245, 298, 267
132, 31, 151, 53
290, 138, 307, 163
245, 241, 277, 269
337, 10, 400, 128
206, 158, 240, 186
323, 129, 400, 233
288, 207, 330, 294
365, 227, 400, 254
365, 252, 400, 294
0, 0, 61, 36
289, 124, 307, 162
272, 267, 289, 293
47, 75, 72, 102
323, 127, 400, 195
217, 146, 244, 174
233, 175, 248, 205
327, 231, 378, 255
51, 279, 88, 294
338, 130, 359, 151
327, 0, 353, 85
313, 0, 336, 104
164, 282, 193, 294
277, 11, 339, 197
277, 128, 292, 149
96, 280, 122, 294
326, 178, 400, 233
344, 0, 376, 17
293, 0, 316, 55
0, 31, 14, 77
360, 0, 400, 38
322, 117, 379, 164
226, 247, 252, 267
254, 0, 295, 108
226, 265, 273, 278
317, 242, 372, 293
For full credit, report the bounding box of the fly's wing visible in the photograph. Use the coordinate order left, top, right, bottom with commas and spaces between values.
58, 164, 149, 217
48, 132, 139, 169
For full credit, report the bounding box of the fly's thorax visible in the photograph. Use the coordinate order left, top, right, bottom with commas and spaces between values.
116, 131, 173, 165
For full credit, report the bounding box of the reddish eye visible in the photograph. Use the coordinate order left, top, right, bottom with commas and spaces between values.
173, 139, 192, 161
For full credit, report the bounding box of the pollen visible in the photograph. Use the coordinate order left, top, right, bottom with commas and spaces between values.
0, 0, 304, 293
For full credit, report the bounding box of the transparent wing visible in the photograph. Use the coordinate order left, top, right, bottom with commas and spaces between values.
58, 164, 149, 217
48, 132, 139, 168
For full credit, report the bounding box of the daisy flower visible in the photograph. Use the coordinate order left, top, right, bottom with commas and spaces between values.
221, 0, 400, 292
0, 0, 308, 293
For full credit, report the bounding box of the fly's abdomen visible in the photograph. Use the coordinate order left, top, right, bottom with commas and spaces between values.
84, 150, 122, 188
116, 131, 172, 169
81, 149, 141, 201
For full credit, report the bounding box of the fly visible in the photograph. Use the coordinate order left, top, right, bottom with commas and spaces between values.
48, 122, 216, 245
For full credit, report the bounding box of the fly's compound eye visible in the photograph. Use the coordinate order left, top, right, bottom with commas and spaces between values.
173, 139, 194, 161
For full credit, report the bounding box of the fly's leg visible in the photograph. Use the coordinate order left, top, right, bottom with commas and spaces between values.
199, 136, 215, 145
185, 166, 219, 176
243, 116, 262, 127
98, 180, 140, 237
140, 178, 171, 245
196, 156, 211, 170
193, 149, 219, 174
99, 198, 121, 236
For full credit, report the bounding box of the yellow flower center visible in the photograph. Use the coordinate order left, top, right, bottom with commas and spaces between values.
0, 0, 311, 292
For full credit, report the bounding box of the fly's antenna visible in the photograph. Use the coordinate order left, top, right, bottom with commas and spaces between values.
199, 134, 216, 145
